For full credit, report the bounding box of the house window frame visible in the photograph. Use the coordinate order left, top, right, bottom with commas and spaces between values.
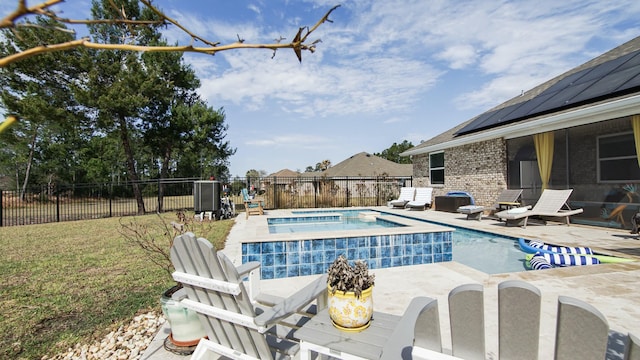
596, 131, 639, 183
429, 151, 445, 185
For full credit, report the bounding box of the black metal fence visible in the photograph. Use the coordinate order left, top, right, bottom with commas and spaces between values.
1, 176, 412, 227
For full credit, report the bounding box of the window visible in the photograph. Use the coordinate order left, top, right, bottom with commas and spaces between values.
598, 132, 640, 182
429, 152, 444, 185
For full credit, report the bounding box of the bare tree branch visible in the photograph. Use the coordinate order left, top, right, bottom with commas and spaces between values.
0, 1, 341, 132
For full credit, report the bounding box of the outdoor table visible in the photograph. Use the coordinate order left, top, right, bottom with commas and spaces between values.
295, 308, 401, 360
497, 201, 521, 210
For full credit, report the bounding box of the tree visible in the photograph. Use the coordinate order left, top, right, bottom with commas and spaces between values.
0, 1, 341, 128
374, 140, 414, 164
0, 17, 86, 196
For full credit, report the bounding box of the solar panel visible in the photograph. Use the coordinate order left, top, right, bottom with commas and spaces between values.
455, 48, 640, 136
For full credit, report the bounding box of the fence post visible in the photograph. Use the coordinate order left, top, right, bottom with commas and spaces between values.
273, 177, 278, 209
346, 177, 350, 207
109, 183, 113, 218
56, 188, 60, 223
0, 189, 3, 227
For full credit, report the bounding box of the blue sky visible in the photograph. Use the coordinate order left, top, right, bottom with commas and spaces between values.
3, 1, 640, 177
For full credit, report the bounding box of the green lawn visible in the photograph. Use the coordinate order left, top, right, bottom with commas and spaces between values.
0, 212, 234, 359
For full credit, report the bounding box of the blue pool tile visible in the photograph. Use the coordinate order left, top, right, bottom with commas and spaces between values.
423, 254, 433, 263
347, 248, 357, 259
392, 245, 402, 257
246, 243, 261, 255
263, 254, 274, 266
287, 265, 300, 277
302, 240, 312, 251
275, 266, 287, 279
247, 254, 260, 262
335, 250, 347, 258
301, 252, 312, 264
392, 257, 402, 267
369, 247, 378, 258
312, 239, 324, 251
443, 253, 453, 261
242, 255, 248, 264
325, 250, 336, 262
413, 255, 423, 264
403, 244, 413, 256
370, 237, 378, 247
274, 241, 285, 253
274, 253, 286, 266
357, 248, 369, 260
312, 263, 325, 275
402, 256, 412, 265
434, 254, 443, 262
380, 236, 390, 247
433, 244, 442, 253
286, 241, 299, 252
325, 239, 335, 248
380, 247, 390, 258
261, 242, 274, 254
261, 267, 274, 279
335, 239, 346, 249
381, 257, 391, 268
367, 259, 379, 269
312, 251, 324, 264
423, 244, 433, 255
300, 264, 312, 276
287, 252, 300, 265
414, 245, 423, 255
242, 243, 247, 254
358, 237, 367, 247
347, 238, 358, 248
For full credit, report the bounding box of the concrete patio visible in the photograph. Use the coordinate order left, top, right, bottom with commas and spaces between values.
142, 207, 640, 359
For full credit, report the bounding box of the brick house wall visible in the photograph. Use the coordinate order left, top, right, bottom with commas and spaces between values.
412, 138, 508, 209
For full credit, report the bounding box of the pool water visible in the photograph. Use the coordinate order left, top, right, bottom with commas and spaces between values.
452, 227, 527, 273
268, 214, 404, 234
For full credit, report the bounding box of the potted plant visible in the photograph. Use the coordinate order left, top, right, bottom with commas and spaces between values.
327, 255, 375, 331
119, 211, 208, 355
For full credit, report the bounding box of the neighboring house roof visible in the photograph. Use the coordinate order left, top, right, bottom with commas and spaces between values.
403, 36, 640, 156
263, 169, 301, 184
320, 152, 412, 177
266, 169, 300, 178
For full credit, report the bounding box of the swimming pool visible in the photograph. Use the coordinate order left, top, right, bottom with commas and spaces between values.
241, 208, 528, 279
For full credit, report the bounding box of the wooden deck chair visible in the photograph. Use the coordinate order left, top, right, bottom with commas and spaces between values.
390, 187, 416, 208
242, 188, 264, 219
170, 232, 328, 360
495, 189, 583, 228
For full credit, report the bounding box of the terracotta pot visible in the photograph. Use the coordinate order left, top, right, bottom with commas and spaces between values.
327, 284, 374, 331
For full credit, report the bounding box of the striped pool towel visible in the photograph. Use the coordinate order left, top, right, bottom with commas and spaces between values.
529, 240, 594, 255
541, 252, 600, 267
529, 254, 552, 270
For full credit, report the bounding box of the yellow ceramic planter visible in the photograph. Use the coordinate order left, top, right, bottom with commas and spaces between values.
327, 285, 374, 331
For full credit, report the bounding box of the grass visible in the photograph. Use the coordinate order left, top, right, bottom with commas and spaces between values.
0, 212, 235, 360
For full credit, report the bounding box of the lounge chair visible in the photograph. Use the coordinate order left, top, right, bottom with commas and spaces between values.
457, 189, 524, 220
495, 189, 583, 228
389, 187, 415, 208
242, 188, 264, 219
406, 187, 433, 210
170, 232, 328, 360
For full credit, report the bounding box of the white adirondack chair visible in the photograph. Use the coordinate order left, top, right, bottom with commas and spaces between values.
170, 232, 327, 360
